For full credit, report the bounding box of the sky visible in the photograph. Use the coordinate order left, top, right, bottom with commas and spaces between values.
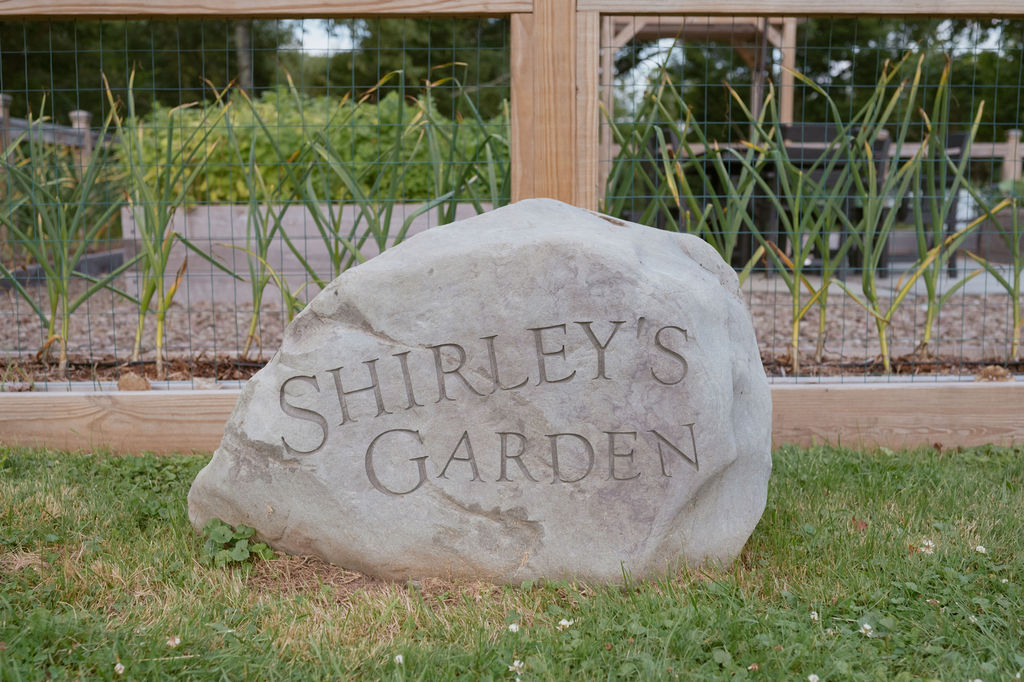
292, 20, 353, 55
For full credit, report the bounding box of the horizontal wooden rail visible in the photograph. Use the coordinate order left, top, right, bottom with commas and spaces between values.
1, 382, 1021, 455
0, 391, 239, 454
578, 0, 1024, 17
0, 0, 531, 18
770, 382, 1024, 449
656, 131, 1023, 183
3, 0, 1022, 17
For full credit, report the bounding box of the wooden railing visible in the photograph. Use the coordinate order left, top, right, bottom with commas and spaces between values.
2, 2, 1024, 450
662, 132, 1024, 183
0, 94, 96, 169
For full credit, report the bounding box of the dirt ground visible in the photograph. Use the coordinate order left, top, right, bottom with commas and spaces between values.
0, 275, 1020, 384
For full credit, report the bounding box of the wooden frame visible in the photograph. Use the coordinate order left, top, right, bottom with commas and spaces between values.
0, 0, 530, 18
3, 383, 1021, 454
578, 0, 1024, 15
0, 1, 1022, 452
5, 0, 1021, 18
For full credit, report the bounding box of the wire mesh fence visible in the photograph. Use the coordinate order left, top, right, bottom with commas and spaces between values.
0, 17, 511, 387
600, 16, 1024, 380
0, 14, 1022, 388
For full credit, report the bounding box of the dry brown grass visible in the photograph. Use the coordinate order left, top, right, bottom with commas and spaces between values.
0, 550, 45, 573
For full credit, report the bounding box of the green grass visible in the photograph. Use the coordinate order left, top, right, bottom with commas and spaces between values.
1, 444, 1022, 680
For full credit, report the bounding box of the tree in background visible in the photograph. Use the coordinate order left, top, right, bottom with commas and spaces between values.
610, 18, 1023, 144
0, 19, 292, 118
612, 38, 755, 143
2, 17, 511, 122
793, 18, 1024, 143
276, 18, 510, 118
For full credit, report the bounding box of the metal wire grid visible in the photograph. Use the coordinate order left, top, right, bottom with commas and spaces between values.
0, 16, 1022, 387
0, 18, 511, 388
600, 16, 1024, 381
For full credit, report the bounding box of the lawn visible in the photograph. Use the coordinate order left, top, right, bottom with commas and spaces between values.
1, 444, 1022, 680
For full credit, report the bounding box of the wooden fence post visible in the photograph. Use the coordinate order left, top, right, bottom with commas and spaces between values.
576, 11, 600, 210
511, 0, 600, 210
1002, 128, 1022, 183
510, 13, 537, 202
779, 17, 798, 125
511, 0, 578, 205
69, 109, 93, 172
0, 93, 11, 153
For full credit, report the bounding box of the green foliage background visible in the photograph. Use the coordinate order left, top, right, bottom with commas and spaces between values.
0, 19, 291, 118
138, 87, 507, 204
612, 18, 1024, 146
279, 18, 511, 119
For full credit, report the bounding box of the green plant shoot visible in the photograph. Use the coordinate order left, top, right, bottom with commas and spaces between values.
831, 56, 930, 373
964, 189, 1021, 360
728, 77, 866, 375
910, 57, 989, 358
104, 71, 235, 375
200, 517, 275, 568
0, 103, 139, 377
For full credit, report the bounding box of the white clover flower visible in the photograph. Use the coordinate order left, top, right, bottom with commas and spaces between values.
808, 675, 820, 682
1001, 578, 1009, 584
920, 539, 935, 554
825, 628, 836, 636
810, 610, 819, 622
394, 654, 404, 665
166, 636, 181, 648
859, 622, 873, 637
557, 618, 575, 630
507, 623, 520, 633
976, 545, 987, 555
114, 662, 125, 676
509, 659, 525, 674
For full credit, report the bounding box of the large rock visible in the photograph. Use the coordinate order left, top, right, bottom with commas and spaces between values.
188, 198, 772, 583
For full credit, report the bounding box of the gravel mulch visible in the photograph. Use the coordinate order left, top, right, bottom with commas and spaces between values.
1, 274, 1020, 384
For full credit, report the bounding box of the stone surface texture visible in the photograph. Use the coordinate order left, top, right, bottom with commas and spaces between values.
188, 198, 772, 583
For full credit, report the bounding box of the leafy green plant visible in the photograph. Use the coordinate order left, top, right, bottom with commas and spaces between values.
200, 517, 275, 568
415, 66, 511, 219
668, 112, 767, 281
821, 56, 934, 374
728, 76, 870, 375
601, 68, 692, 231
306, 71, 454, 280
909, 57, 990, 358
295, 70, 510, 287
0, 103, 139, 377
261, 72, 444, 297
224, 70, 503, 319
137, 81, 504, 206
105, 72, 236, 375
213, 74, 356, 320
965, 183, 1021, 360
211, 84, 292, 358
605, 59, 882, 375
601, 65, 767, 278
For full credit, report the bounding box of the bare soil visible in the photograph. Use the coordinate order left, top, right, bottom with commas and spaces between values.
0, 276, 1020, 384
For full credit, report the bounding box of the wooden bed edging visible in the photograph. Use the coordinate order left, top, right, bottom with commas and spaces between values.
0, 382, 1021, 455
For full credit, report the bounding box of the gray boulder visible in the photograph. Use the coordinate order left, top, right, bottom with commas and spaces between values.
188, 198, 772, 583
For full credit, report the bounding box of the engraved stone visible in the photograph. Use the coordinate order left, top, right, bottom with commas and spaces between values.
188, 198, 772, 583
